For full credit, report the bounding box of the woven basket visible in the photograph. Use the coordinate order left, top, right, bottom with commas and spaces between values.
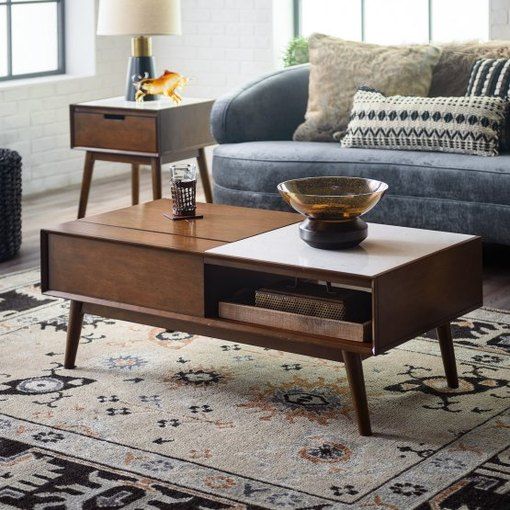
255, 287, 348, 320
0, 149, 22, 262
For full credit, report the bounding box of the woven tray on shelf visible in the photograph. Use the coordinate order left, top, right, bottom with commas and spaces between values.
255, 280, 368, 321
219, 285, 372, 343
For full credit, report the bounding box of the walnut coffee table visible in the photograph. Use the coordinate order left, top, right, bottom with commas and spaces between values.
41, 200, 482, 436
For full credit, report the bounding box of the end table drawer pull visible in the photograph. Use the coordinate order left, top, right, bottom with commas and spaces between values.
104, 114, 125, 121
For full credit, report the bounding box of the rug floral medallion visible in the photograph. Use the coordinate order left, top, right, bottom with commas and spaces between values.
0, 270, 509, 509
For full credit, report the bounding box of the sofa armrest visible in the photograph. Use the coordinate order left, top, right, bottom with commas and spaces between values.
211, 64, 310, 144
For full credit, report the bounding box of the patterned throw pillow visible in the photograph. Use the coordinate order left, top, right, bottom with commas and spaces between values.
466, 58, 510, 97
466, 58, 510, 150
341, 88, 507, 157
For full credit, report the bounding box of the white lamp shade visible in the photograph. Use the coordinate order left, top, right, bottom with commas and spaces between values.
97, 0, 181, 36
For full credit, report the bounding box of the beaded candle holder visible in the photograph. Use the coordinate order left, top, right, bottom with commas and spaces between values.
168, 163, 203, 220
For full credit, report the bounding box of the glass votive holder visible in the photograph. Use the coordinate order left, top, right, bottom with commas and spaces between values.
169, 163, 197, 218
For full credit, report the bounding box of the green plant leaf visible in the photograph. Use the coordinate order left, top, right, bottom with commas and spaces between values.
283, 37, 310, 67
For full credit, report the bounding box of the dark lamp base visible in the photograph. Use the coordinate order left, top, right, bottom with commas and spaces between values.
125, 56, 156, 102
299, 217, 368, 250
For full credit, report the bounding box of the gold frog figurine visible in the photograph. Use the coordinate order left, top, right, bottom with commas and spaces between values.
134, 70, 189, 104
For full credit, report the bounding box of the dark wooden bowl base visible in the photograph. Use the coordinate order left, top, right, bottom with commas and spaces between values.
299, 217, 368, 250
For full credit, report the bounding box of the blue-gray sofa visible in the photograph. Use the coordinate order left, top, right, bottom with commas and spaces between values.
210, 64, 510, 245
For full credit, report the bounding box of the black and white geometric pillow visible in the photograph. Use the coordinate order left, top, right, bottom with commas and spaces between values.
341, 87, 507, 157
466, 59, 510, 150
466, 59, 510, 98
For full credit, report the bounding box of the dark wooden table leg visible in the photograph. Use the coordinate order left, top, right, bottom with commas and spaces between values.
437, 323, 459, 389
77, 152, 95, 219
65, 301, 84, 369
131, 164, 140, 205
151, 158, 162, 200
342, 350, 372, 436
197, 147, 213, 203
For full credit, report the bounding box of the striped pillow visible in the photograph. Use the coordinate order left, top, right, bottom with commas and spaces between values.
342, 88, 507, 157
466, 59, 510, 150
466, 59, 510, 98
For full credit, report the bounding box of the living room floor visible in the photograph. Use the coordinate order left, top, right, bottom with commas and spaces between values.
2, 172, 509, 310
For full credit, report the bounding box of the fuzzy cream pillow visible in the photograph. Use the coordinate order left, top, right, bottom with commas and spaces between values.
293, 34, 442, 142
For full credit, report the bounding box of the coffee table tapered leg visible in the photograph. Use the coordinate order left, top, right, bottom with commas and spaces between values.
437, 323, 459, 389
342, 350, 372, 436
65, 301, 84, 369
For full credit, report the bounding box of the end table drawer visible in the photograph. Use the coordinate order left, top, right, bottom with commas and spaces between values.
45, 234, 204, 316
72, 111, 157, 153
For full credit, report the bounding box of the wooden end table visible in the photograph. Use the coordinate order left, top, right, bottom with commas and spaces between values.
41, 200, 482, 436
70, 97, 215, 218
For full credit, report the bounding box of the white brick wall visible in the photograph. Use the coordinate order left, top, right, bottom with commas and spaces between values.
0, 0, 508, 196
152, 0, 275, 98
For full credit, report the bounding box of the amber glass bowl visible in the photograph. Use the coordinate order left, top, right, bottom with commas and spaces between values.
277, 176, 388, 220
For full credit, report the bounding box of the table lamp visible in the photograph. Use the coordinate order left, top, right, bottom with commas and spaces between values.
97, 0, 182, 101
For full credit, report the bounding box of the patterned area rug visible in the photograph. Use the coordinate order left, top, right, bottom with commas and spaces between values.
0, 269, 509, 510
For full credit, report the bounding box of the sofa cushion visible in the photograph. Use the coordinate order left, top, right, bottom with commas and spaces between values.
212, 141, 510, 206
293, 34, 441, 143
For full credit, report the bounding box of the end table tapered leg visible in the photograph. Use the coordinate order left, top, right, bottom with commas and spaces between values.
197, 147, 213, 203
65, 301, 84, 369
131, 164, 140, 205
77, 152, 95, 219
151, 158, 162, 200
342, 350, 372, 436
437, 323, 459, 389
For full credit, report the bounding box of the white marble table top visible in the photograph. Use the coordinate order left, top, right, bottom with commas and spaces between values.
77, 96, 212, 110
206, 222, 477, 278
